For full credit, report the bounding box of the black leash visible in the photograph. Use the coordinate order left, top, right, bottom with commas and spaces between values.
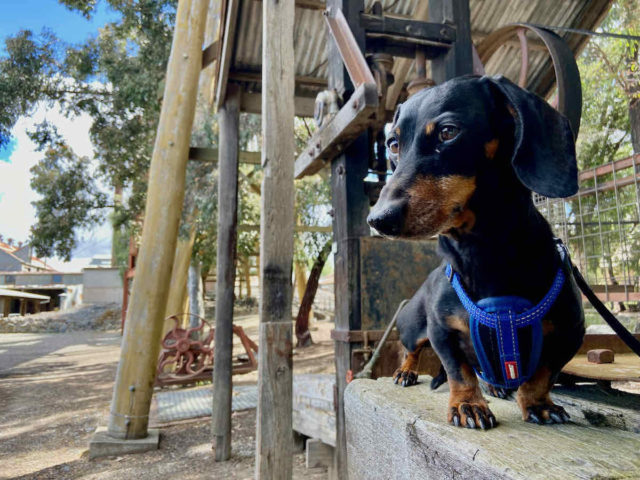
571, 265, 640, 357
555, 238, 640, 357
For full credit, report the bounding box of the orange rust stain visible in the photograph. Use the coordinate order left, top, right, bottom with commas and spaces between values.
405, 175, 476, 237
395, 127, 401, 136
516, 366, 553, 420
425, 122, 436, 136
507, 105, 517, 118
484, 138, 499, 159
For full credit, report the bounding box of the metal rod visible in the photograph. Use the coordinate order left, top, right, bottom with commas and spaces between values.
354, 299, 409, 380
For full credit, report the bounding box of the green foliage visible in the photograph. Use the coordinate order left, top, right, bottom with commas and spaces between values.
0, 0, 177, 261
575, 0, 638, 169
29, 125, 108, 260
546, 1, 640, 291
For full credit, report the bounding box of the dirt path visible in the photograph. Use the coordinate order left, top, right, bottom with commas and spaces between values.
0, 317, 335, 479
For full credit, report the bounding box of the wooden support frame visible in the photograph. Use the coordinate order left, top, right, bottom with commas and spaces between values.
294, 82, 379, 178
188, 147, 261, 165
256, 0, 295, 477
325, 1, 371, 477
107, 0, 208, 440
212, 84, 241, 462
240, 92, 316, 117
428, 0, 473, 84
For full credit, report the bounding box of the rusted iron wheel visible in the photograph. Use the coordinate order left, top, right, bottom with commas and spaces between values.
476, 23, 582, 139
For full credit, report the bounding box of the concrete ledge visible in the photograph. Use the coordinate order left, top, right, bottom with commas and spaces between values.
89, 427, 159, 459
345, 376, 640, 480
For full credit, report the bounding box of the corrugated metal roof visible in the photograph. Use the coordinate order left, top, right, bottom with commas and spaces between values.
0, 288, 50, 301
217, 0, 611, 110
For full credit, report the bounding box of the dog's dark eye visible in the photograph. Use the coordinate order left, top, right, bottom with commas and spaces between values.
438, 125, 460, 142
387, 138, 399, 156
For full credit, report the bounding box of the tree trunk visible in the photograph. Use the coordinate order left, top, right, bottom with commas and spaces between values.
295, 239, 332, 348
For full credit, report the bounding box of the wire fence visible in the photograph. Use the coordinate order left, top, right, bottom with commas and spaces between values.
534, 154, 640, 305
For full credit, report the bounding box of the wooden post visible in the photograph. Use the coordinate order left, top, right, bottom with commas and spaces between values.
256, 0, 295, 478
163, 223, 197, 334
212, 83, 240, 461
106, 0, 208, 440
428, 0, 473, 83
244, 259, 252, 298
327, 1, 370, 477
187, 261, 205, 328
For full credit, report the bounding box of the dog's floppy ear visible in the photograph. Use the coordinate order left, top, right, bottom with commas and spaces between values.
487, 75, 578, 198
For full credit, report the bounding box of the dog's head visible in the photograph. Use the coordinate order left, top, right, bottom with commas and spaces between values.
367, 75, 578, 239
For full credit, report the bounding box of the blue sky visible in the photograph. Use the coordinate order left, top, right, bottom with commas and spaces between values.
0, 1, 119, 49
0, 1, 118, 268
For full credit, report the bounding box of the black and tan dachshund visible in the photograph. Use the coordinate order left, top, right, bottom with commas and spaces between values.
367, 75, 585, 430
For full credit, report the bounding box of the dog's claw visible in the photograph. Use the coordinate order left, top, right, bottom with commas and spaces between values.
524, 403, 569, 425
449, 402, 496, 429
488, 414, 497, 428
526, 408, 542, 424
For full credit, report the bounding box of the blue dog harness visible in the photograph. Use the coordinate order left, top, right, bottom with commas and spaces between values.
445, 258, 565, 389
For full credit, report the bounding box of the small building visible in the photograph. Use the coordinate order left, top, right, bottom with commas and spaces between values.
0, 288, 50, 316
0, 241, 54, 273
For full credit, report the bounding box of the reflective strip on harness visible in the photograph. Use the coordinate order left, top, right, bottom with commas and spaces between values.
445, 264, 565, 389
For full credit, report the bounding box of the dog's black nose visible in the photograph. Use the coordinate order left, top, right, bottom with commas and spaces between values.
367, 206, 404, 236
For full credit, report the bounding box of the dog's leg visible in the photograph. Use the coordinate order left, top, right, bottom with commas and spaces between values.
393, 338, 429, 387
447, 363, 497, 429
516, 366, 570, 424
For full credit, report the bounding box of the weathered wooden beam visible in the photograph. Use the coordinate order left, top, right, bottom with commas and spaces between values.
306, 438, 335, 469
238, 224, 332, 233
229, 70, 328, 88
294, 82, 378, 178
162, 223, 196, 335
107, 0, 208, 440
428, 0, 473, 84
240, 92, 316, 118
212, 84, 240, 462
214, 0, 240, 110
345, 378, 640, 479
256, 0, 326, 9
385, 1, 429, 111
256, 0, 295, 477
326, 1, 371, 477
201, 40, 219, 69
188, 147, 261, 165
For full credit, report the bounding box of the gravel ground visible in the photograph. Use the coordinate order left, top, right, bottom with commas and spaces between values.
0, 317, 334, 480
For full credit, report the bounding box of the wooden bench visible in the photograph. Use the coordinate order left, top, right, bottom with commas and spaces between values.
345, 376, 640, 479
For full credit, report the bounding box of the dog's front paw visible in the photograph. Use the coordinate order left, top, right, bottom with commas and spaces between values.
393, 368, 418, 387
448, 400, 497, 430
520, 401, 570, 425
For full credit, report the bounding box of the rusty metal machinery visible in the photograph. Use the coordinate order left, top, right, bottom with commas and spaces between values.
155, 314, 258, 387
476, 23, 583, 138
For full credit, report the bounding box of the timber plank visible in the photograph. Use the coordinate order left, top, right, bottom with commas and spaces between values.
294, 83, 379, 179
346, 377, 640, 479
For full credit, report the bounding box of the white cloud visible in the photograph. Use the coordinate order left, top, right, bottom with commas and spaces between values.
1, 102, 112, 271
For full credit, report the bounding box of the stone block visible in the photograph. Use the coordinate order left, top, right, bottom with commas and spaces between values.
89, 426, 159, 459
